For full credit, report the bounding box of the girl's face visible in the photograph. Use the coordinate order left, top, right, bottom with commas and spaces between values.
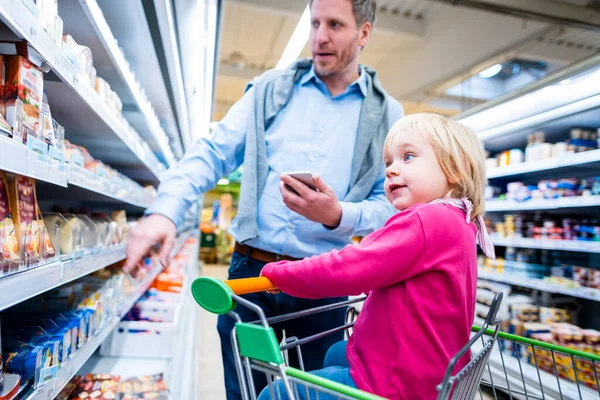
384, 129, 452, 211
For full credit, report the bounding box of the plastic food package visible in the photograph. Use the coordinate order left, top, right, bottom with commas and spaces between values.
62, 34, 79, 69
70, 374, 120, 400
7, 175, 37, 263
76, 46, 93, 84
40, 92, 57, 147
0, 171, 19, 273
118, 373, 169, 400
4, 56, 44, 143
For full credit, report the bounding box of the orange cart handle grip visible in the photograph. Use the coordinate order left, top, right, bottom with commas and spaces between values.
224, 277, 278, 295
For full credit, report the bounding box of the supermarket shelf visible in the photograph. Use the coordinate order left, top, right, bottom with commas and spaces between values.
492, 236, 600, 253
0, 135, 154, 208
0, 0, 162, 180
27, 265, 163, 400
487, 149, 600, 180
80, 354, 169, 378
0, 135, 68, 187
58, 0, 175, 166
486, 196, 600, 212
0, 245, 126, 312
478, 342, 598, 400
478, 269, 600, 302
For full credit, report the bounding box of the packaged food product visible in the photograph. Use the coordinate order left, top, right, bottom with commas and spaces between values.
70, 373, 120, 400
0, 172, 19, 273
38, 0, 59, 45
95, 77, 108, 101
40, 92, 56, 147
89, 67, 97, 89
509, 149, 524, 165
4, 56, 44, 143
51, 118, 64, 152
64, 140, 85, 168
2, 339, 43, 386
118, 373, 169, 400
35, 204, 55, 260
7, 175, 37, 263
76, 46, 93, 85
62, 34, 79, 69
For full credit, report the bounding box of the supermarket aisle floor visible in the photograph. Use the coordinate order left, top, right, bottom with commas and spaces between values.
196, 263, 229, 399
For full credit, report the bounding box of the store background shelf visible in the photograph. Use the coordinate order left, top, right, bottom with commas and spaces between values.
0, 0, 163, 181
487, 149, 600, 180
0, 245, 126, 312
478, 269, 600, 302
486, 196, 600, 212
58, 0, 176, 167
491, 236, 600, 253
26, 264, 163, 400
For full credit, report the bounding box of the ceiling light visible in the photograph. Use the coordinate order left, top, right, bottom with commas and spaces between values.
478, 64, 502, 79
276, 6, 311, 70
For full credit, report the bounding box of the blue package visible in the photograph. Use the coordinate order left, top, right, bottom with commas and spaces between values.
3, 340, 42, 387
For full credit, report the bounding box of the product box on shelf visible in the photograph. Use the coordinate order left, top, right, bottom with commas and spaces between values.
43, 212, 80, 258
0, 172, 19, 275
3, 55, 44, 144
69, 374, 121, 400
38, 0, 63, 49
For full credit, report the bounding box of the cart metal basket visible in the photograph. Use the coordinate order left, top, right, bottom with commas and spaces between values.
191, 276, 505, 400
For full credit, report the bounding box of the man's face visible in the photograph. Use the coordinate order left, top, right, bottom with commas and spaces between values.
309, 0, 370, 77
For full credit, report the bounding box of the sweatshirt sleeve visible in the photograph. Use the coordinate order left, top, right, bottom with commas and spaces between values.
261, 208, 428, 299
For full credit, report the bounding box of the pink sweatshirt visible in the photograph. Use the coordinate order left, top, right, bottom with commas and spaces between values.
261, 203, 478, 399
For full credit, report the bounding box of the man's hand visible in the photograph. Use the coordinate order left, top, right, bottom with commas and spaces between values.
124, 214, 177, 273
279, 174, 342, 228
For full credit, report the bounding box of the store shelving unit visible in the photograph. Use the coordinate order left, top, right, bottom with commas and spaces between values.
486, 196, 600, 212
0, 0, 216, 398
0, 0, 164, 179
478, 269, 600, 302
0, 245, 125, 312
491, 236, 600, 253
58, 0, 175, 166
487, 149, 600, 179
79, 237, 202, 398
457, 57, 600, 398
26, 264, 163, 400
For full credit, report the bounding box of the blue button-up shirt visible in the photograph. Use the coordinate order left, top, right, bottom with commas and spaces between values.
147, 66, 404, 258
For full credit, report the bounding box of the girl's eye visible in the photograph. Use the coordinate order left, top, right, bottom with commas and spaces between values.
404, 154, 415, 162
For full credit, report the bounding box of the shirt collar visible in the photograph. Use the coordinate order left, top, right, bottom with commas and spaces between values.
300, 64, 368, 97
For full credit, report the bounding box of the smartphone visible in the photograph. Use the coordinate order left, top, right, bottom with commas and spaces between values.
282, 171, 317, 192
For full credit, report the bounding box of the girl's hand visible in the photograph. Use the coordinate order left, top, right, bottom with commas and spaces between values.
260, 269, 281, 295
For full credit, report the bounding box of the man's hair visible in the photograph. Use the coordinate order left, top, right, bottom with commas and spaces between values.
309, 0, 377, 27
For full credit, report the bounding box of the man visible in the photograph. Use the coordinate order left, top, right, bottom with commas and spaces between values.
124, 0, 403, 398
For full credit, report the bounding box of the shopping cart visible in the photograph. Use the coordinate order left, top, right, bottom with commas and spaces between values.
473, 325, 600, 400
191, 276, 503, 400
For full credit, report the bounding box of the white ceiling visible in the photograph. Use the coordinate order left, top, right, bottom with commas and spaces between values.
213, 0, 600, 120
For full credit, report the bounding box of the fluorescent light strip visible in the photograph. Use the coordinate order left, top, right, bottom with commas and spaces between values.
276, 6, 311, 70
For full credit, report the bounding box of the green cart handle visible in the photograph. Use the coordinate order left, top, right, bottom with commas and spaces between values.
191, 276, 276, 314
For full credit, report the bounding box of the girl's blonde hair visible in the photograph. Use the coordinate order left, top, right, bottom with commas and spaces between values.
384, 113, 487, 220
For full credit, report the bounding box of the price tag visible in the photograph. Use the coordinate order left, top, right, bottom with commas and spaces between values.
20, 0, 39, 17
27, 135, 48, 156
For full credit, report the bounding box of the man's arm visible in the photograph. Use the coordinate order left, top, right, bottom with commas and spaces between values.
145, 89, 254, 228
124, 89, 253, 271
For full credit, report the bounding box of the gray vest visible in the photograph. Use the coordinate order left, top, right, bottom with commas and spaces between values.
236, 58, 390, 243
